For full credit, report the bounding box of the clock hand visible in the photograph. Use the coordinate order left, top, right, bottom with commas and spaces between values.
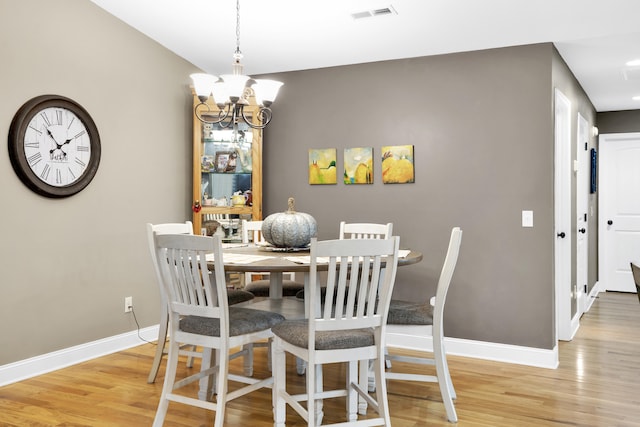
46, 128, 58, 144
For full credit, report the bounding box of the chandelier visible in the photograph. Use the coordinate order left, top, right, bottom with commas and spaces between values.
190, 0, 283, 130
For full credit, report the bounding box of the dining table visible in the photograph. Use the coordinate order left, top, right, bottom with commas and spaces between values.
212, 242, 423, 299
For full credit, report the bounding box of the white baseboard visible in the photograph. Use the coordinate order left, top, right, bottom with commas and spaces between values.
585, 281, 600, 312
0, 325, 159, 387
387, 332, 558, 369
2, 323, 559, 387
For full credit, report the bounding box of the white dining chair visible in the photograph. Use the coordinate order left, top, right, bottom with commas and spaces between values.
241, 219, 305, 297
384, 227, 463, 423
272, 236, 400, 427
145, 221, 254, 383
337, 221, 396, 396
339, 221, 393, 240
152, 233, 285, 427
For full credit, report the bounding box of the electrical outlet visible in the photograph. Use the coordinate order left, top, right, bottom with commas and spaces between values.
124, 296, 133, 313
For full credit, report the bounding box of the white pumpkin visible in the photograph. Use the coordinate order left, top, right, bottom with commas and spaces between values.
262, 197, 317, 248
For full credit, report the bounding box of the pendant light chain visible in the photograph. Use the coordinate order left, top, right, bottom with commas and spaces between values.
235, 0, 241, 56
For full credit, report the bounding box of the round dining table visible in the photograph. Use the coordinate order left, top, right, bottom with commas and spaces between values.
214, 243, 423, 299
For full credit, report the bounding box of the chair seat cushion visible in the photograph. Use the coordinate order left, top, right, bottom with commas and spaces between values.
180, 307, 285, 337
272, 319, 374, 350
227, 289, 255, 305
245, 280, 304, 297
387, 300, 433, 325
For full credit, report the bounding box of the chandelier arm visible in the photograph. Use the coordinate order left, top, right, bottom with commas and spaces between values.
240, 106, 271, 130
194, 102, 234, 127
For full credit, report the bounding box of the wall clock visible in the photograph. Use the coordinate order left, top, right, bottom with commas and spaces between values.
8, 95, 101, 198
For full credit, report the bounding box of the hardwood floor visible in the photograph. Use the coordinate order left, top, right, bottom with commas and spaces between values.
1, 292, 638, 426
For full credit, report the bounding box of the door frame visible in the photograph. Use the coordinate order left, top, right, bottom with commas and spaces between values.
576, 113, 589, 316
554, 89, 574, 341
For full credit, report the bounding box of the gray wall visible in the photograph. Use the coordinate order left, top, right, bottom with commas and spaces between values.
597, 110, 640, 133
262, 44, 597, 350
0, 0, 195, 365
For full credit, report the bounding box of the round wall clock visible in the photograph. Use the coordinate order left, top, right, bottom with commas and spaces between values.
8, 95, 101, 198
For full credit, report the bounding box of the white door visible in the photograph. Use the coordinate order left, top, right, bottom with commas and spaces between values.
576, 114, 589, 314
599, 133, 640, 292
554, 89, 573, 341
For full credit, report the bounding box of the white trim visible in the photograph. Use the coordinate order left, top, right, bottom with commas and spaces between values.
585, 281, 601, 312
0, 325, 159, 387
554, 88, 573, 341
387, 332, 558, 369
2, 323, 560, 387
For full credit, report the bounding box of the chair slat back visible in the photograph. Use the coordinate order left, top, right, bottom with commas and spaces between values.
146, 222, 193, 298
433, 228, 463, 339
309, 236, 400, 336
339, 221, 393, 240
242, 220, 267, 244
630, 262, 640, 304
154, 233, 227, 321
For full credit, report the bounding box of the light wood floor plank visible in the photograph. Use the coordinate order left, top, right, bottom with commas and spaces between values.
0, 292, 638, 426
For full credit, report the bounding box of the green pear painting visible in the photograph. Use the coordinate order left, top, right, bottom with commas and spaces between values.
309, 148, 337, 185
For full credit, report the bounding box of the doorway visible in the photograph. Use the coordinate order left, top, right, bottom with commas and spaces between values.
599, 132, 640, 292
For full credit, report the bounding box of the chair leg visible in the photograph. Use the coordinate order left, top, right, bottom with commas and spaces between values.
152, 338, 179, 426
242, 343, 254, 376
347, 360, 359, 421
372, 356, 392, 427
359, 359, 369, 415
272, 342, 286, 427
434, 339, 457, 423
199, 348, 216, 400
214, 347, 229, 427
148, 308, 169, 384
314, 364, 324, 425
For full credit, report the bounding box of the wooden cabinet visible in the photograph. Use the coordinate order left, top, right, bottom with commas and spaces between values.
191, 95, 262, 238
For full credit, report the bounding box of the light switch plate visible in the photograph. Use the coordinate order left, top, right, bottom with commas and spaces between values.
522, 210, 533, 227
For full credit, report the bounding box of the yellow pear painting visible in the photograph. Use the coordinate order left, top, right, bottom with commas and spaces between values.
381, 145, 415, 184
344, 147, 373, 184
309, 148, 337, 185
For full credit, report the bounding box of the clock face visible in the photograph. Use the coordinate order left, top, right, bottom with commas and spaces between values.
8, 95, 101, 198
24, 106, 91, 187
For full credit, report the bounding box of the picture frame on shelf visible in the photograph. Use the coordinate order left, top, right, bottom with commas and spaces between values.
201, 155, 215, 172
215, 151, 237, 173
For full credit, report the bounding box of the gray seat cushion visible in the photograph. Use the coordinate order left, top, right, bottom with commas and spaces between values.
387, 300, 433, 325
245, 279, 304, 297
272, 319, 374, 350
227, 289, 255, 305
179, 307, 285, 337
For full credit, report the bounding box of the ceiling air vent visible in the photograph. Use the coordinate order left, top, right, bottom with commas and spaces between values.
351, 5, 397, 20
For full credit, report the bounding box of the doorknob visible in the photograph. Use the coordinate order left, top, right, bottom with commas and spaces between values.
557, 232, 566, 238
607, 220, 613, 225
578, 228, 586, 234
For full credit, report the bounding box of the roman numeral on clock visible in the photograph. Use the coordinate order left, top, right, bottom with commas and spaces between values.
40, 163, 51, 180
27, 152, 42, 167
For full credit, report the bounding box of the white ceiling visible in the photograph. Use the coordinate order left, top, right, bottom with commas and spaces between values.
90, 0, 640, 112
